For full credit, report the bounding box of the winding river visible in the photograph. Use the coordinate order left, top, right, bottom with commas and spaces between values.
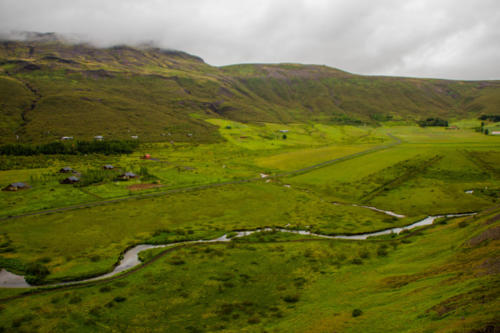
0, 212, 475, 289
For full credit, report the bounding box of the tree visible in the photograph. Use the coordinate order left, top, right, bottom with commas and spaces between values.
282, 134, 287, 140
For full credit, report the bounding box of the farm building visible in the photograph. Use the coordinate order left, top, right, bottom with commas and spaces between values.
131, 135, 138, 139
2, 182, 31, 191
491, 131, 500, 135
103, 164, 114, 170
117, 172, 137, 180
279, 130, 289, 133
59, 167, 73, 173
61, 136, 73, 140
142, 154, 151, 159
60, 176, 79, 184
94, 135, 104, 141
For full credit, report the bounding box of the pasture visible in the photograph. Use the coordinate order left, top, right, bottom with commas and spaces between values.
0, 121, 499, 332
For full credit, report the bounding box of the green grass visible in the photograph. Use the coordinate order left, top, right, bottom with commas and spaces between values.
0, 182, 413, 281
1, 39, 500, 144
0, 209, 497, 332
0, 66, 499, 333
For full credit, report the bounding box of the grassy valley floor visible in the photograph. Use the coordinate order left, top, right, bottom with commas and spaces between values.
0, 123, 499, 332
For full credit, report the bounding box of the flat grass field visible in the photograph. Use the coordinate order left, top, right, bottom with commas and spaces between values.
0, 122, 499, 332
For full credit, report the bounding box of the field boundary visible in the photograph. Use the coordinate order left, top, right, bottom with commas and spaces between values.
0, 134, 401, 221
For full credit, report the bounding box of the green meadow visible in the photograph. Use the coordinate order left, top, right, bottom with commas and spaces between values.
0, 121, 499, 332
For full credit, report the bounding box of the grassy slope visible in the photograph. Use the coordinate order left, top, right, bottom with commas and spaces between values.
1, 39, 500, 143
0, 207, 497, 332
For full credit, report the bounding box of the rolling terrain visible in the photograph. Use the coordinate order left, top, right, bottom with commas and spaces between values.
0, 34, 499, 332
1, 34, 500, 143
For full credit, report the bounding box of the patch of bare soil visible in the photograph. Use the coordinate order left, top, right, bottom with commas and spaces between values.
468, 226, 500, 246
478, 257, 500, 276
428, 286, 499, 317
486, 214, 500, 225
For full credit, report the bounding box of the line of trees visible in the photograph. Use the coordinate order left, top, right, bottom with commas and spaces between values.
479, 114, 500, 122
417, 117, 448, 127
0, 140, 139, 156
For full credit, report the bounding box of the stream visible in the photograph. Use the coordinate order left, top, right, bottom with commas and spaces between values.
0, 212, 475, 289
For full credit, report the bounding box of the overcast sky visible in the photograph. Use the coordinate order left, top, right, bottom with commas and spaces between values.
1, 0, 499, 80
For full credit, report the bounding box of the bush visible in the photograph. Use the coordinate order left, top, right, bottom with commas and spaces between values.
351, 258, 363, 265
114, 296, 127, 303
352, 309, 363, 317
377, 247, 388, 257
417, 117, 448, 127
69, 295, 82, 304
359, 250, 370, 259
458, 221, 469, 228
169, 258, 185, 265
283, 294, 300, 303
90, 255, 100, 262
99, 286, 112, 293
25, 262, 49, 284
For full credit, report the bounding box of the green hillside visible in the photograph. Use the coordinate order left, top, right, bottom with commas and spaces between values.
1, 37, 499, 143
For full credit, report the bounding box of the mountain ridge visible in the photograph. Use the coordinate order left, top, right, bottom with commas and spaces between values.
0, 38, 499, 143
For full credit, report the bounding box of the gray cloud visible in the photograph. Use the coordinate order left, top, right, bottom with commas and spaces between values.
0, 0, 499, 80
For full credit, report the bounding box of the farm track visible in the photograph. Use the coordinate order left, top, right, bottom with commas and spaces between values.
462, 150, 499, 179
359, 155, 443, 203
0, 134, 402, 221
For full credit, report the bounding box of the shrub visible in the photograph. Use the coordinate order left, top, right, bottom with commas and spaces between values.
89, 306, 101, 316
25, 262, 49, 277
458, 221, 469, 228
169, 258, 185, 265
99, 286, 112, 293
247, 315, 261, 324
352, 309, 363, 317
359, 250, 370, 259
351, 258, 363, 265
377, 247, 388, 257
114, 296, 127, 303
69, 295, 82, 304
283, 294, 300, 303
25, 262, 49, 284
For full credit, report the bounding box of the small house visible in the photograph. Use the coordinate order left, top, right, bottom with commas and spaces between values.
60, 176, 80, 184
142, 154, 151, 160
59, 167, 73, 173
94, 135, 104, 141
117, 172, 137, 181
103, 164, 114, 170
61, 136, 73, 140
491, 131, 500, 135
2, 182, 31, 191
131, 135, 138, 139
279, 130, 289, 133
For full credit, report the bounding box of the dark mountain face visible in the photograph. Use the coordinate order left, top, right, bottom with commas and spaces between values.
0, 39, 499, 143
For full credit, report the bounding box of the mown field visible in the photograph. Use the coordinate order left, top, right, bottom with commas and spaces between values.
0, 122, 499, 332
